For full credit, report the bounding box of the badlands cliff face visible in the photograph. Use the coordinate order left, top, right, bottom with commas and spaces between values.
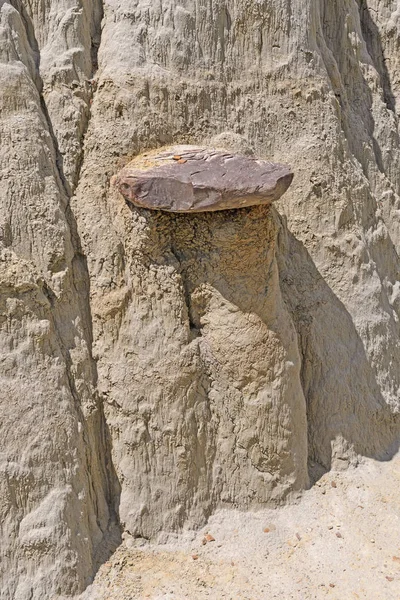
1, 1, 400, 598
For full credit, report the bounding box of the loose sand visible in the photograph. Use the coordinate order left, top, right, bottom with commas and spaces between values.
83, 452, 400, 599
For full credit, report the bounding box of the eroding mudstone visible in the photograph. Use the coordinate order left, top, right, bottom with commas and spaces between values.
116, 145, 293, 212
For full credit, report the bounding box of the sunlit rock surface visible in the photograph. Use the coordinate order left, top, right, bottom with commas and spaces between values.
1, 0, 400, 598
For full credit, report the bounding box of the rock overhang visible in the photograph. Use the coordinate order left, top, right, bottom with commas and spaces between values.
115, 145, 293, 213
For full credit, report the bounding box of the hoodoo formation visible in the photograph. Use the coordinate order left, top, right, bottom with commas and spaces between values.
116, 146, 294, 212
2, 0, 400, 598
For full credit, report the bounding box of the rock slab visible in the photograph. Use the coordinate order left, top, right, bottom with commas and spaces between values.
116, 146, 293, 212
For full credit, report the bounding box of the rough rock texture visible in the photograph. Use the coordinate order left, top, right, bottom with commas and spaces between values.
0, 3, 119, 599
116, 145, 294, 211
1, 0, 400, 598
91, 204, 308, 539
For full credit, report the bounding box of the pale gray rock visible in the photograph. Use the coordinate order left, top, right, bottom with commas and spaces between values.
0, 3, 119, 600
1, 0, 400, 598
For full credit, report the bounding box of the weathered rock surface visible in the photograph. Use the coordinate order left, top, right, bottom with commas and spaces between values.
92, 204, 308, 539
0, 3, 119, 599
116, 145, 293, 211
1, 0, 400, 598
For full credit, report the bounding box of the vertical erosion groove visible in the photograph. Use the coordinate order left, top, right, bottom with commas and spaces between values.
7, 0, 121, 589
358, 0, 396, 113
73, 0, 105, 192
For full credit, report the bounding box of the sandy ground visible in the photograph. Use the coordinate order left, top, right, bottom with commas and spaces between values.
83, 453, 400, 599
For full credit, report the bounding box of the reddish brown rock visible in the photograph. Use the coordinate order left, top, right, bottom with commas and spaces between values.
115, 145, 293, 212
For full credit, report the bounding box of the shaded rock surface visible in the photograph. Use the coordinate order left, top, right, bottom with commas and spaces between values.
1, 0, 400, 598
116, 145, 293, 211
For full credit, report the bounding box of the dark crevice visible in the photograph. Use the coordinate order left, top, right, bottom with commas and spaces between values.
17, 0, 105, 198
13, 0, 41, 77
39, 96, 72, 197
10, 2, 72, 198
358, 0, 396, 113
43, 279, 122, 565
170, 245, 202, 339
73, 0, 105, 191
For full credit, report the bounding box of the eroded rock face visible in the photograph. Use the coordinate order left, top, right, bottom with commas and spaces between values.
0, 3, 119, 599
2, 0, 400, 598
116, 146, 293, 212
96, 203, 308, 538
